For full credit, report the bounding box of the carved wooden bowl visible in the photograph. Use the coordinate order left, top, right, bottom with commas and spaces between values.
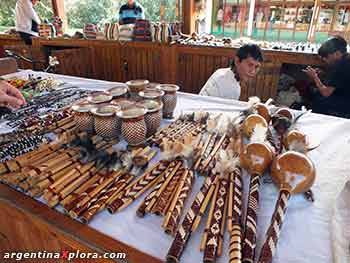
271, 151, 315, 194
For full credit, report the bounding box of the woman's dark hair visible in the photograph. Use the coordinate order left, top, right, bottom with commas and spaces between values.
318, 36, 348, 58
231, 44, 263, 68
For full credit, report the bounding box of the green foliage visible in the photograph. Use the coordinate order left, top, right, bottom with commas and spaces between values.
0, 0, 54, 27
0, 0, 179, 31
66, 0, 118, 28
66, 0, 178, 29
0, 0, 17, 27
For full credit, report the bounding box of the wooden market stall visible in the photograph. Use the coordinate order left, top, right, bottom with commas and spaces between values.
0, 35, 323, 101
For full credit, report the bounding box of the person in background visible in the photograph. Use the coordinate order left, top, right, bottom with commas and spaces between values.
15, 0, 41, 45
303, 36, 350, 118
0, 81, 26, 109
200, 44, 263, 100
216, 6, 224, 33
119, 0, 145, 25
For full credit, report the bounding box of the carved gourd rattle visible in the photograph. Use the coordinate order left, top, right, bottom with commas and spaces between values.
258, 151, 315, 263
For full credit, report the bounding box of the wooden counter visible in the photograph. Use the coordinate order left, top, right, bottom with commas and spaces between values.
0, 35, 324, 101
0, 183, 163, 263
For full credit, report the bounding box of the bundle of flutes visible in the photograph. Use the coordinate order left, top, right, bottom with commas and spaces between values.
80, 173, 134, 223
194, 114, 237, 175
151, 111, 208, 146
136, 160, 183, 217
107, 160, 171, 213
227, 166, 244, 263
201, 175, 229, 262
162, 169, 195, 235
166, 171, 219, 262
0, 133, 117, 198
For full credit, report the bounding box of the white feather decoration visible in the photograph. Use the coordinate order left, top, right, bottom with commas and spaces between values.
250, 124, 268, 143
248, 96, 261, 108
288, 140, 307, 153
214, 149, 240, 175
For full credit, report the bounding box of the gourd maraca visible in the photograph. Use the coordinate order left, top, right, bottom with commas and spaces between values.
240, 116, 275, 263
258, 151, 315, 263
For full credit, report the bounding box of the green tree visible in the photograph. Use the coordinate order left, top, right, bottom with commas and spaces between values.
0, 0, 54, 27
66, 0, 118, 29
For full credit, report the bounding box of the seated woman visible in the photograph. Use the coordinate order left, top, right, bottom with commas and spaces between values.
304, 36, 350, 118
199, 44, 263, 100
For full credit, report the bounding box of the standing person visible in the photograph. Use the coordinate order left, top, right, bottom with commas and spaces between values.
303, 36, 350, 118
199, 44, 263, 100
217, 6, 224, 33
15, 0, 41, 45
119, 0, 145, 25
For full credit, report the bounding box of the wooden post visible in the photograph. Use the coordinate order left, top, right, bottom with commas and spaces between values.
183, 0, 195, 34
51, 0, 67, 32
307, 0, 320, 42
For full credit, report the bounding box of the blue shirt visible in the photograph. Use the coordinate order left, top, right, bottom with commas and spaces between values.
119, 3, 145, 24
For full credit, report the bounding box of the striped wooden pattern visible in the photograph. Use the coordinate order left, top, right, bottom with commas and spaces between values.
166, 172, 218, 262
51, 47, 92, 78
229, 169, 244, 263
258, 190, 291, 263
242, 173, 261, 263
164, 170, 195, 236
203, 176, 229, 262
136, 160, 179, 217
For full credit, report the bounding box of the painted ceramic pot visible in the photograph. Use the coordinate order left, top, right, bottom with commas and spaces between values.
157, 84, 179, 119
111, 99, 136, 135
126, 79, 149, 98
91, 104, 120, 140
117, 106, 147, 146
71, 102, 96, 133
87, 92, 113, 104
108, 85, 129, 99
138, 100, 163, 136
138, 89, 164, 103
146, 82, 161, 90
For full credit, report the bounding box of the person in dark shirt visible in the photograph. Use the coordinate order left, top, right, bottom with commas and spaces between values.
119, 0, 145, 25
304, 36, 350, 118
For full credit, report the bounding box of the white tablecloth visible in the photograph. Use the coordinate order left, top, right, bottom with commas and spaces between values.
2, 70, 350, 263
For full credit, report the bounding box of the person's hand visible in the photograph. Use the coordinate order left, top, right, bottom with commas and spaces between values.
302, 66, 319, 81
0, 81, 26, 109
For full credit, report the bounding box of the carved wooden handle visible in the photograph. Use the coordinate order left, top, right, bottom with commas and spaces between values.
230, 224, 242, 263
242, 173, 261, 263
258, 190, 290, 263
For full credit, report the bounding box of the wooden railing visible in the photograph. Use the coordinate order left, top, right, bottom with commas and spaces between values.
0, 35, 324, 101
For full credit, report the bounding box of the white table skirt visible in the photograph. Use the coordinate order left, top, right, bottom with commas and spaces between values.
2, 70, 350, 263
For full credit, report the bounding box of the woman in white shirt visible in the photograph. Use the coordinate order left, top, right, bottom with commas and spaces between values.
200, 44, 263, 100
15, 0, 41, 45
